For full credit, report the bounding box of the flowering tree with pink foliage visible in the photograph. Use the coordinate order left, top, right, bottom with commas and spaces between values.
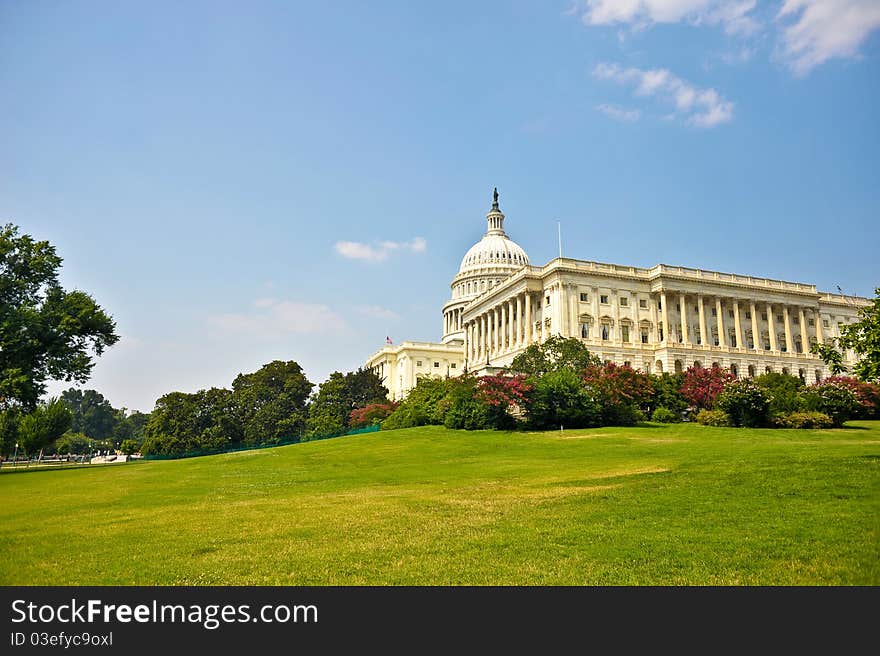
679, 365, 734, 410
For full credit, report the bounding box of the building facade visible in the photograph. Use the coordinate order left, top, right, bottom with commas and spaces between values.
366, 191, 868, 400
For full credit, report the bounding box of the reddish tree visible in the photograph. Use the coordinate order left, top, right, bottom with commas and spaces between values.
582, 363, 654, 408
476, 374, 534, 411
824, 376, 880, 418
679, 365, 734, 409
349, 402, 398, 428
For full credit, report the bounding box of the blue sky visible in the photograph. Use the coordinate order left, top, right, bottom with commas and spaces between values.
2, 1, 878, 412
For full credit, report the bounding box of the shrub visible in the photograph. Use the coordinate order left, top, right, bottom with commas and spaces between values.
775, 412, 834, 429
715, 380, 771, 427
800, 381, 860, 427
651, 407, 680, 423
649, 373, 688, 416
382, 378, 453, 430
583, 363, 653, 426
824, 376, 880, 419
526, 369, 602, 430
680, 365, 734, 409
443, 377, 490, 430
349, 402, 397, 429
694, 409, 731, 427
754, 372, 805, 415
476, 374, 534, 429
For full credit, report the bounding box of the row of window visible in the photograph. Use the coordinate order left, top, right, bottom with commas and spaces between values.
415, 361, 457, 369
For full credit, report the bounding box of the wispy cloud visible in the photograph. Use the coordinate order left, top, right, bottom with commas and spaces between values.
595, 103, 641, 122
357, 305, 400, 320
334, 237, 427, 262
209, 300, 348, 337
777, 0, 880, 75
593, 62, 733, 127
579, 0, 759, 36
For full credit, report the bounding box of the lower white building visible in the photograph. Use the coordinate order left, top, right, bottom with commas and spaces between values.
366, 190, 868, 400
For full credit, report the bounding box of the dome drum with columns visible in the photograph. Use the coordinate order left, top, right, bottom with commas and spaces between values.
366, 188, 869, 401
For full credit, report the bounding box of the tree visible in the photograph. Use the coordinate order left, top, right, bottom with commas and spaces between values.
60, 388, 119, 440
0, 408, 21, 457
811, 288, 880, 382
582, 362, 653, 425
115, 410, 151, 445
140, 388, 240, 456
381, 377, 453, 429
17, 398, 72, 456
232, 360, 313, 445
0, 224, 119, 410
526, 369, 602, 430
119, 439, 139, 455
754, 372, 805, 416
649, 373, 688, 417
53, 431, 94, 455
680, 365, 734, 410
343, 368, 389, 413
306, 372, 350, 438
507, 335, 600, 377
715, 380, 771, 427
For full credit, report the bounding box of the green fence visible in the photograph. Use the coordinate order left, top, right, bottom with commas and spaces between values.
143, 424, 380, 461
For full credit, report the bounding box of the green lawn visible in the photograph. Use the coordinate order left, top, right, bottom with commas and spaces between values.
1, 421, 878, 585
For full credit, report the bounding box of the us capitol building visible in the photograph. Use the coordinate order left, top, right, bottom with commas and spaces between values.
366, 190, 868, 400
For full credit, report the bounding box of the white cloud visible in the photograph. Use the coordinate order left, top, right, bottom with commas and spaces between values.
777, 0, 880, 75
580, 0, 759, 35
357, 305, 400, 320
595, 103, 642, 122
209, 300, 348, 337
334, 237, 427, 262
593, 62, 733, 127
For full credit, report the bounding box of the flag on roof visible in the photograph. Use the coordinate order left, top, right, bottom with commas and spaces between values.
385, 336, 393, 345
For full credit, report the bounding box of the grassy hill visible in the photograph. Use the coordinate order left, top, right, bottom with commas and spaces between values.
1, 421, 878, 585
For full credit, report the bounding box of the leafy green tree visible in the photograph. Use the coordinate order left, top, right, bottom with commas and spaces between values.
116, 410, 151, 445
649, 373, 688, 416
507, 335, 601, 377
0, 224, 118, 410
141, 388, 240, 455
381, 377, 453, 429
232, 360, 313, 445
306, 372, 350, 438
60, 388, 119, 440
754, 372, 805, 416
443, 376, 490, 430
716, 380, 771, 427
811, 288, 880, 382
17, 398, 72, 456
119, 439, 140, 455
53, 431, 94, 455
0, 408, 21, 457
526, 369, 602, 430
343, 368, 389, 413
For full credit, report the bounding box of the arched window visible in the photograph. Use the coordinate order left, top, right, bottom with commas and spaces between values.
815, 369, 822, 383
731, 364, 738, 378
656, 360, 664, 373
601, 324, 609, 341
581, 323, 589, 339
674, 360, 683, 374
748, 365, 756, 378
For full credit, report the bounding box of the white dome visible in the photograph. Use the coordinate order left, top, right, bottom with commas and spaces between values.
459, 234, 530, 274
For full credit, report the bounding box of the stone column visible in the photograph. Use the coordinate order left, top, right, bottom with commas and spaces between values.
733, 300, 743, 350
698, 295, 707, 346
501, 304, 507, 353
615, 289, 623, 346
716, 298, 726, 348
767, 303, 778, 352
815, 308, 824, 344
650, 295, 659, 344
463, 322, 469, 364
799, 307, 808, 354
524, 293, 532, 345
516, 295, 523, 348
507, 300, 514, 352
570, 286, 579, 339
750, 301, 760, 351
679, 293, 689, 345
783, 306, 793, 353
660, 292, 669, 343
